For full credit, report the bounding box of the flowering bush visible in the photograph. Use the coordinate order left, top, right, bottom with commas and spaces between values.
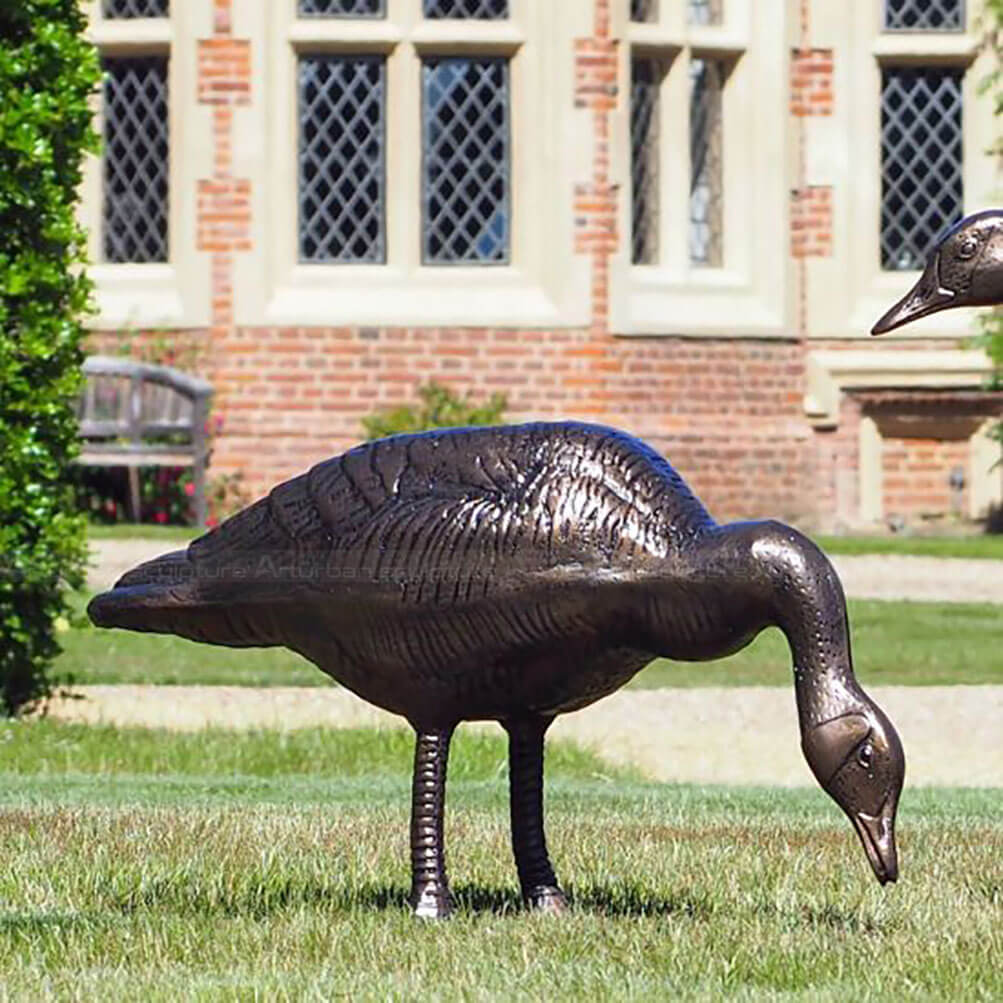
74, 464, 248, 529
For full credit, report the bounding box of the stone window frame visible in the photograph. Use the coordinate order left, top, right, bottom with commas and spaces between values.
81, 1, 212, 330
804, 0, 994, 342
610, 0, 792, 338
232, 0, 589, 329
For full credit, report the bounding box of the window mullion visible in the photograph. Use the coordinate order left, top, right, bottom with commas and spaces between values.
660, 48, 689, 273
393, 41, 421, 273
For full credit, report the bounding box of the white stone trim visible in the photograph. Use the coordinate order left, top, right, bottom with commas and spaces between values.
804, 0, 997, 342
970, 420, 1003, 518
231, 0, 590, 329
609, 0, 794, 338
81, 1, 212, 331
858, 414, 883, 524
804, 348, 995, 428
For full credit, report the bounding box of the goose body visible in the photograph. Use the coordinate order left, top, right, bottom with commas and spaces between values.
90, 421, 905, 917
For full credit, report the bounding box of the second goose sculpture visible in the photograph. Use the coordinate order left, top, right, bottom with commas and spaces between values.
89, 422, 905, 918
872, 208, 1003, 334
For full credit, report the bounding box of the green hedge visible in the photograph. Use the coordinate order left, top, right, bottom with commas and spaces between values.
0, 3, 101, 713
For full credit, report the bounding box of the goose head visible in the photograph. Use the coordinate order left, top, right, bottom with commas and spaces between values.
744, 523, 905, 884
802, 706, 904, 884
871, 209, 1003, 334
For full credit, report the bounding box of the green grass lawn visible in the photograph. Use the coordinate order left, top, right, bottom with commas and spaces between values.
57, 597, 1003, 688
0, 722, 999, 1000
816, 534, 1003, 561
87, 524, 198, 543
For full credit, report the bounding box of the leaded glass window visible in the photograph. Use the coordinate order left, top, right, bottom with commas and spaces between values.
422, 58, 510, 265
102, 57, 169, 263
630, 0, 658, 21
423, 0, 508, 18
688, 0, 723, 26
298, 55, 387, 263
631, 57, 661, 265
880, 66, 963, 270
884, 0, 964, 31
297, 0, 385, 16
689, 58, 724, 266
102, 0, 168, 16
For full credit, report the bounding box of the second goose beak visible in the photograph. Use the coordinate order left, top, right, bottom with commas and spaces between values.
871, 255, 955, 335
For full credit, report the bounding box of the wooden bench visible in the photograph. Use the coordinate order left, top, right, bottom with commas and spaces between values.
76, 356, 214, 526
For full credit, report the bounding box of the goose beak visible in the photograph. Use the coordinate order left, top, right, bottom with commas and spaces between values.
871, 255, 955, 334
852, 803, 898, 884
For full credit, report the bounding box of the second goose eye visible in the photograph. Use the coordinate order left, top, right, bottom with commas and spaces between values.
958, 236, 979, 260
857, 744, 873, 770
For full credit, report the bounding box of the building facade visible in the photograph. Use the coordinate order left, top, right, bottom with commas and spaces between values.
82, 0, 1002, 529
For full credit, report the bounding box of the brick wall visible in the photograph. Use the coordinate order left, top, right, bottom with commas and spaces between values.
882, 436, 970, 523
87, 0, 993, 534
790, 48, 833, 117
207, 324, 812, 523
79, 0, 819, 528
790, 186, 833, 259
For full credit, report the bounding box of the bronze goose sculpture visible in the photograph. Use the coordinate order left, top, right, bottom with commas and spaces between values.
89, 422, 905, 918
872, 209, 1003, 334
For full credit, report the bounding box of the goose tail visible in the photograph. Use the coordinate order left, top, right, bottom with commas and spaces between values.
87, 549, 197, 634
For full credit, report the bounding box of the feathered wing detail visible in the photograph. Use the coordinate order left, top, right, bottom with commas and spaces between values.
87, 422, 715, 648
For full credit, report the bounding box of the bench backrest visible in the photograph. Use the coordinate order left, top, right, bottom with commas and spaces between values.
78, 355, 213, 448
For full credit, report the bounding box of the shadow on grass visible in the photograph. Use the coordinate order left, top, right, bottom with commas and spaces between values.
0, 910, 104, 935
108, 874, 715, 920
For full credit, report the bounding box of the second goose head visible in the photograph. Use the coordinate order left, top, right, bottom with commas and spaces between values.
871, 209, 1003, 334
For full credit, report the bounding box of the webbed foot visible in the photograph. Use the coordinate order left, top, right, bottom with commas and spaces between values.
525, 884, 568, 914
410, 882, 454, 920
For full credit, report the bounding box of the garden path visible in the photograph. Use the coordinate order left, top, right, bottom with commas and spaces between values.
45, 683, 1003, 788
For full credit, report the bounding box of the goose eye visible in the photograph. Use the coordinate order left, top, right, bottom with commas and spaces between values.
857, 744, 873, 770
958, 236, 979, 260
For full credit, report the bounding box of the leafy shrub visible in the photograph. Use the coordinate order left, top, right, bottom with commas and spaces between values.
0, 3, 100, 713
975, 2, 1003, 530
361, 381, 507, 441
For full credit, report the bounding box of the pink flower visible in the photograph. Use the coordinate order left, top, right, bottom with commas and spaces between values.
184, 482, 195, 497
154, 511, 168, 524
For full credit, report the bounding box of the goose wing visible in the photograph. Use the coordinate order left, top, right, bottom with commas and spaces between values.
88, 423, 711, 643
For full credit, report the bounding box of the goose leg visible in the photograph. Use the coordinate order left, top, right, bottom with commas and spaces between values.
409, 724, 455, 919
503, 715, 567, 914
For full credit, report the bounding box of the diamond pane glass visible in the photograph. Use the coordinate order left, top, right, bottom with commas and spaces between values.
631, 57, 661, 265
630, 0, 658, 20
297, 0, 385, 16
298, 56, 386, 263
884, 0, 964, 31
881, 67, 963, 271
422, 58, 510, 265
102, 57, 169, 264
423, 0, 508, 17
688, 0, 723, 25
102, 0, 168, 16
689, 58, 724, 267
